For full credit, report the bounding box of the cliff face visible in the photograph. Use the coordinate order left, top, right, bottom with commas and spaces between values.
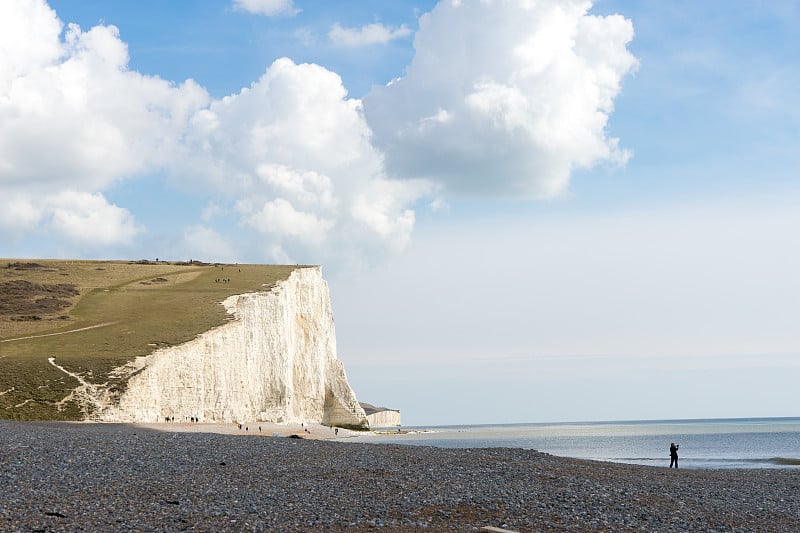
360, 402, 401, 427
98, 267, 368, 429
365, 410, 401, 428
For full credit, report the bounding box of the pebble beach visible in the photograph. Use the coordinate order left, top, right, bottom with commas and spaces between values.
1, 420, 798, 532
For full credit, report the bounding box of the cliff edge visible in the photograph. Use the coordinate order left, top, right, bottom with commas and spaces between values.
97, 267, 369, 429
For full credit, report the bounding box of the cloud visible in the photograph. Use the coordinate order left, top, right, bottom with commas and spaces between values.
1, 0, 637, 267
363, 0, 638, 198
0, 1, 209, 194
182, 225, 236, 263
47, 191, 142, 245
0, 191, 141, 246
350, 179, 429, 252
239, 197, 335, 245
0, 0, 62, 90
0, 194, 43, 232
329, 22, 413, 47
0, 1, 427, 265
231, 0, 299, 17
174, 57, 431, 264
0, 190, 144, 250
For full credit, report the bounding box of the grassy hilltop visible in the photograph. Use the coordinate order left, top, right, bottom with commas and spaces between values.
0, 259, 299, 420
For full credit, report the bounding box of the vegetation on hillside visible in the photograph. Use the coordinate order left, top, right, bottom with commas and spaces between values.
0, 260, 299, 420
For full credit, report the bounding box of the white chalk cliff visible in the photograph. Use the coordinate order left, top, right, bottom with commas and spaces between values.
97, 267, 369, 429
361, 403, 402, 427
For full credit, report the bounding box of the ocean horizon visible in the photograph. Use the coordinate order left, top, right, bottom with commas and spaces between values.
351, 416, 800, 469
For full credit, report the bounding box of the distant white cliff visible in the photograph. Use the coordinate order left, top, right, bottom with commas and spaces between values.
360, 402, 401, 427
97, 267, 369, 429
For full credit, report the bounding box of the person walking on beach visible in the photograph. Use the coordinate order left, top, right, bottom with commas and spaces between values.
669, 442, 679, 468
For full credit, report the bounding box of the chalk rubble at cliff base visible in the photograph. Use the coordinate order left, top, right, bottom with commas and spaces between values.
1, 420, 798, 532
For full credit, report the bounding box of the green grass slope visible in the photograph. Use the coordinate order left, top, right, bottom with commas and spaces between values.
0, 260, 300, 420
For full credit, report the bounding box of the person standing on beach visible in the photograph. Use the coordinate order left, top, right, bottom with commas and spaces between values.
669, 442, 679, 468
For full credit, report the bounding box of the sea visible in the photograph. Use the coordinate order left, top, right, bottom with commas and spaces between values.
349, 417, 800, 469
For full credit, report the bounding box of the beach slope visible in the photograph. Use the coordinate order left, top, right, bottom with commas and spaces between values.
1, 420, 797, 531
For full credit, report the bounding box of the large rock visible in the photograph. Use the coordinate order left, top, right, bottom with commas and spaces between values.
98, 267, 368, 429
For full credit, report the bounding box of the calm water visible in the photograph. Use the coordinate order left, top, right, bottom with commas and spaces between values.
350, 417, 800, 469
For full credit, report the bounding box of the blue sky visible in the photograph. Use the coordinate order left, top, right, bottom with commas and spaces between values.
1, 0, 798, 425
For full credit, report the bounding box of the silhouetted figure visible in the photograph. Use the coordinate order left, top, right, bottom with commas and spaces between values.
670, 442, 679, 468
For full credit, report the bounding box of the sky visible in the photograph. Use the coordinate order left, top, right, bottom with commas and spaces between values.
1, 0, 798, 425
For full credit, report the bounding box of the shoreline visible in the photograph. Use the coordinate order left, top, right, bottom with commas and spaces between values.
2, 419, 799, 531
132, 421, 364, 440
24, 419, 370, 440
18, 419, 800, 469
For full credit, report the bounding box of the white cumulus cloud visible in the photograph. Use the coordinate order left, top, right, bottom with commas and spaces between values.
329, 22, 413, 47
0, 0, 61, 90
46, 191, 142, 245
174, 57, 431, 264
0, 1, 427, 264
363, 0, 638, 198
239, 197, 335, 245
0, 0, 637, 266
0, 194, 44, 231
0, 1, 209, 194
